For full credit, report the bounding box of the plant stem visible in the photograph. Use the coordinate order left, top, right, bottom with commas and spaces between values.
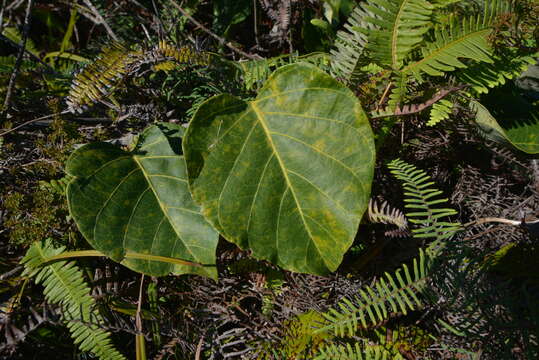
0, 111, 70, 137
43, 250, 205, 268
464, 217, 524, 227
2, 0, 33, 117
135, 274, 147, 360
0, 0, 7, 33
169, 0, 261, 60
80, 0, 119, 41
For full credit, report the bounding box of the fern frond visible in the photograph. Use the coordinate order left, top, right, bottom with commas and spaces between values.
316, 343, 393, 360
371, 85, 462, 118
66, 42, 135, 113
236, 55, 291, 90
368, 199, 408, 230
387, 71, 409, 109
155, 40, 211, 66
2, 26, 40, 57
430, 0, 461, 9
235, 53, 329, 91
387, 159, 462, 239
66, 41, 212, 113
403, 0, 510, 80
427, 99, 453, 126
361, 0, 434, 69
21, 240, 126, 360
298, 52, 332, 71
330, 5, 375, 83
317, 249, 430, 337
458, 51, 537, 94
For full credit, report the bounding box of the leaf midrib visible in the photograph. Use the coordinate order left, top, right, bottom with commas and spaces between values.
392, 0, 410, 68
402, 28, 491, 74
249, 102, 323, 262
133, 155, 206, 273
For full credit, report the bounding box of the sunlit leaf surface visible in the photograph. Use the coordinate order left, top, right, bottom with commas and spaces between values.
184, 63, 375, 275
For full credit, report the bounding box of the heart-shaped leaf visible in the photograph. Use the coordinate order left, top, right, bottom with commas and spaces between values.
66, 123, 218, 278
471, 100, 539, 155
183, 63, 375, 275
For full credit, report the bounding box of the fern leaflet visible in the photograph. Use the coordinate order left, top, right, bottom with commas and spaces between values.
427, 99, 453, 126
316, 248, 430, 337
458, 50, 537, 94
387, 159, 462, 239
66, 42, 134, 113
330, 5, 375, 83
401, 2, 510, 81
368, 199, 408, 230
21, 240, 126, 360
361, 0, 434, 69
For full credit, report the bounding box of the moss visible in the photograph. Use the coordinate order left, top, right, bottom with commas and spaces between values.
255, 310, 333, 359
35, 110, 83, 166
3, 182, 72, 247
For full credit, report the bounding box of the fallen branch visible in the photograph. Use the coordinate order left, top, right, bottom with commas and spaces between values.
0, 111, 70, 137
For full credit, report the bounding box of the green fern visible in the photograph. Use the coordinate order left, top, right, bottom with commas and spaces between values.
427, 98, 453, 126
316, 325, 432, 360
387, 159, 462, 239
330, 5, 375, 83
331, 0, 530, 119
21, 240, 126, 360
458, 50, 537, 94
316, 248, 431, 337
403, 14, 499, 81
235, 53, 330, 91
315, 159, 462, 355
236, 55, 292, 91
362, 0, 434, 69
387, 71, 410, 109
2, 26, 40, 57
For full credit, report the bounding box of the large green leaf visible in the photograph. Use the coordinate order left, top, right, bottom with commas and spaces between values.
66, 123, 218, 278
183, 63, 375, 275
471, 100, 539, 155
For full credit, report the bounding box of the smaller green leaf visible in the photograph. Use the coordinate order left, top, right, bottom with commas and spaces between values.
66, 123, 219, 278
471, 100, 539, 154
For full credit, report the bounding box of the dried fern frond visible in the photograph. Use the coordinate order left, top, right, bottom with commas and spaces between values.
368, 199, 408, 230
66, 42, 136, 113
65, 41, 211, 113
155, 40, 211, 67
371, 85, 462, 118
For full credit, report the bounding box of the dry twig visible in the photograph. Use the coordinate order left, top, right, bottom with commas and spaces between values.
169, 0, 261, 60
0, 111, 70, 137
80, 0, 119, 41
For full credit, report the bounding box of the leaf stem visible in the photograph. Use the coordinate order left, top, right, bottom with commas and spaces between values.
43, 250, 205, 268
